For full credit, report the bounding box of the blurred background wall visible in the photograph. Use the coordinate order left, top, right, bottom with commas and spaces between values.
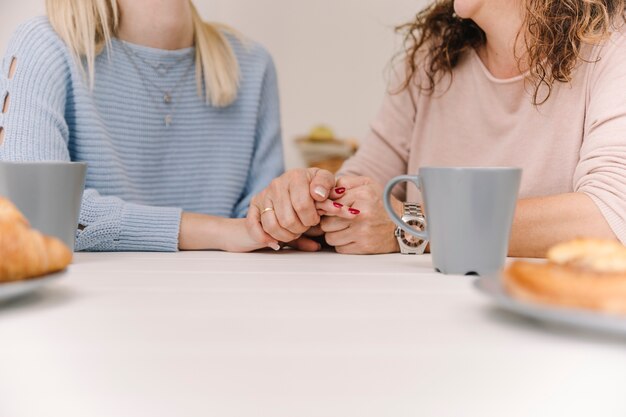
0, 0, 426, 168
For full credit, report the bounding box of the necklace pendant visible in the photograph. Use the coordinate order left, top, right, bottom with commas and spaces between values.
165, 115, 172, 127
164, 93, 172, 104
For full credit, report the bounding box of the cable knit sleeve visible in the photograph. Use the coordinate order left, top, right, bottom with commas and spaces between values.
575, 30, 626, 243
0, 18, 182, 252
233, 49, 284, 218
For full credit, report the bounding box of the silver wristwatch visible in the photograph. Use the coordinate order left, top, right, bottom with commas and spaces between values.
395, 203, 428, 255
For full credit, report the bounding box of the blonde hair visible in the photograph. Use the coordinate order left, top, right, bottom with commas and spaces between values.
46, 0, 240, 107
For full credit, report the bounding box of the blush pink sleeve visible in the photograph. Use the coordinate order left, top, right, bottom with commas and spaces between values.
575, 31, 626, 243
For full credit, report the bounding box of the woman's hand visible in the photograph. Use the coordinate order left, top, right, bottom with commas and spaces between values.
246, 167, 336, 246
315, 176, 403, 254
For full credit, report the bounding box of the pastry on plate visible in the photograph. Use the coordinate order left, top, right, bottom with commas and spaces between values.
0, 198, 72, 283
504, 239, 626, 314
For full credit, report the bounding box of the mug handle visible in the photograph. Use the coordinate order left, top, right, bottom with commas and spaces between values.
383, 175, 429, 241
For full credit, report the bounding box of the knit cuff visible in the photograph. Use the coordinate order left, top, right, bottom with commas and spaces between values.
117, 203, 183, 252
587, 194, 626, 245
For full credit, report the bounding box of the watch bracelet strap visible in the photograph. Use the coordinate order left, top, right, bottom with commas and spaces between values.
397, 202, 427, 255
403, 203, 423, 218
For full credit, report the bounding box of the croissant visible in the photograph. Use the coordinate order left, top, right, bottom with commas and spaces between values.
505, 239, 626, 314
0, 198, 72, 283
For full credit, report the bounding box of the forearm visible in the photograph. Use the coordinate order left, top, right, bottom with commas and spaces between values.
179, 212, 232, 251
509, 193, 616, 258
179, 213, 265, 252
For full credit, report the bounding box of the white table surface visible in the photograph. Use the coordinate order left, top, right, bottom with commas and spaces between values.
1, 250, 625, 417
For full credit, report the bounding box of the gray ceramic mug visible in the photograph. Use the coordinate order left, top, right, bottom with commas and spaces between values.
383, 167, 522, 276
0, 161, 87, 250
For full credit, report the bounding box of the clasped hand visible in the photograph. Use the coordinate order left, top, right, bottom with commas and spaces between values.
246, 168, 402, 254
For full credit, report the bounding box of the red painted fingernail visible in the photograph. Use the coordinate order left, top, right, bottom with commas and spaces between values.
335, 187, 346, 194
333, 202, 343, 208
349, 208, 360, 215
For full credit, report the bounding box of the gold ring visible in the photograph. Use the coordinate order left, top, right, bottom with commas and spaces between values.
261, 207, 275, 215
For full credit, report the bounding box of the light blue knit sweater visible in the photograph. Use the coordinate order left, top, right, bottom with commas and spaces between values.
0, 17, 284, 252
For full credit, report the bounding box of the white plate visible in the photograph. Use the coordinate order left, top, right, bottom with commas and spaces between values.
474, 274, 626, 336
0, 272, 65, 303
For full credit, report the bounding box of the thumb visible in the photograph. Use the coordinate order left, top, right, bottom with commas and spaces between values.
308, 168, 336, 201
246, 205, 281, 251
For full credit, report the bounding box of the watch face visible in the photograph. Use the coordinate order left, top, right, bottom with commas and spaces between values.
400, 219, 426, 248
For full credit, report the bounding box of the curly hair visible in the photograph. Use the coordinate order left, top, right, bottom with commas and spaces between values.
397, 0, 626, 104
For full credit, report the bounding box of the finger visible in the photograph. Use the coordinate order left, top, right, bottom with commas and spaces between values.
269, 171, 310, 234
289, 180, 320, 228
260, 198, 300, 243
274, 188, 309, 235
246, 205, 280, 250
329, 186, 359, 209
335, 243, 360, 255
261, 210, 300, 243
305, 225, 325, 237
325, 229, 354, 247
315, 200, 360, 219
288, 236, 322, 252
308, 168, 336, 201
320, 216, 351, 233
329, 176, 371, 199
